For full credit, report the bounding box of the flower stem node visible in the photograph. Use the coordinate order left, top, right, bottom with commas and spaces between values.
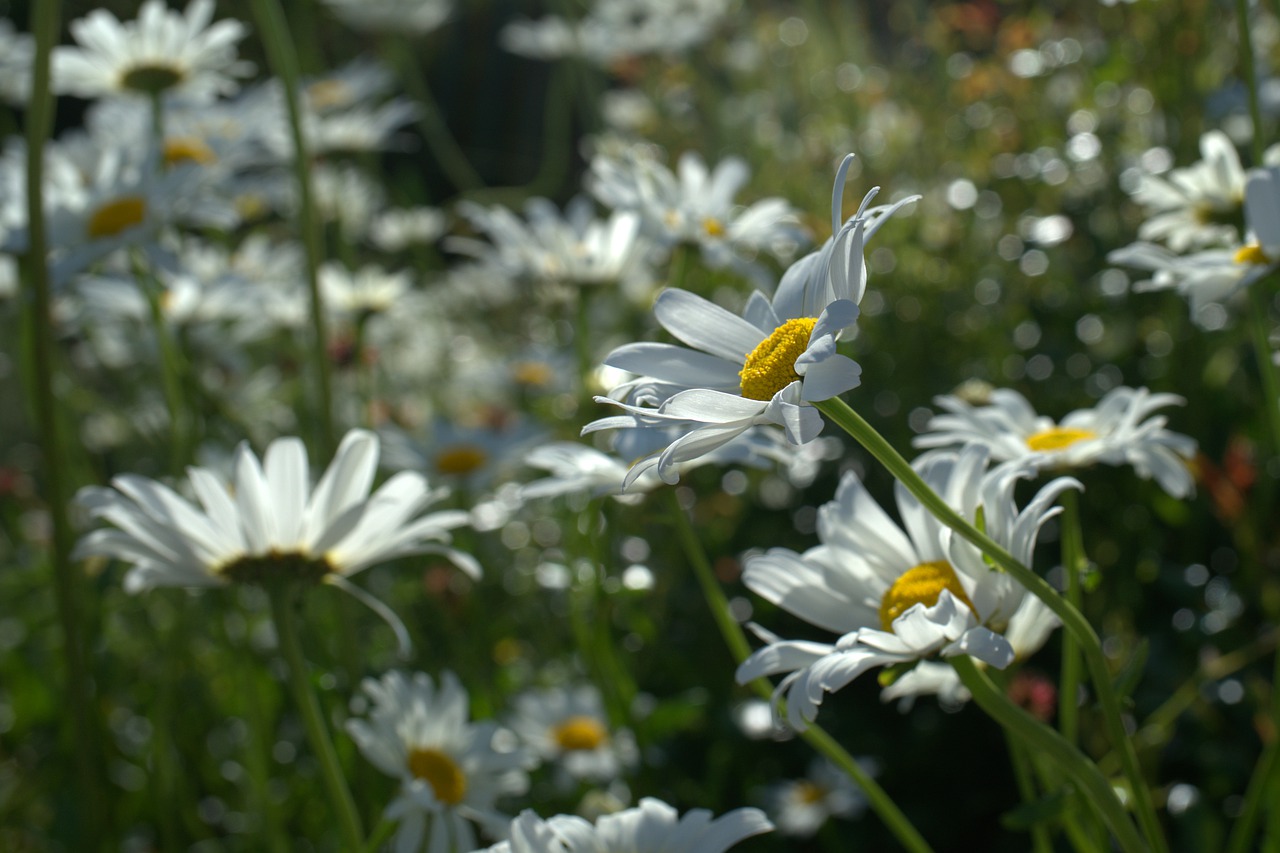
739, 318, 817, 401
121, 63, 185, 94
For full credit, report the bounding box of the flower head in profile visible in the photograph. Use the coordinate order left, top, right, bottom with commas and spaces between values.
736, 446, 1078, 729
73, 429, 478, 651
1127, 131, 1246, 253
52, 0, 252, 100
913, 385, 1196, 498
347, 671, 531, 853
760, 759, 871, 838
479, 798, 772, 853
584, 154, 917, 486
507, 685, 637, 782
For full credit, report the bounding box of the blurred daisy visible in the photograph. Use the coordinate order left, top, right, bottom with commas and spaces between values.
761, 759, 870, 837
0, 19, 33, 105
508, 685, 637, 782
380, 416, 546, 487
372, 207, 449, 252
320, 261, 414, 320
52, 0, 252, 100
303, 58, 398, 115
736, 446, 1079, 728
589, 148, 802, 270
583, 154, 917, 486
73, 430, 478, 650
346, 670, 530, 853
320, 0, 452, 34
1127, 131, 1245, 252
480, 798, 772, 853
913, 386, 1197, 498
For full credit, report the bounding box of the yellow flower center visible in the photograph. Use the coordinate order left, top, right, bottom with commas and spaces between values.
306, 79, 352, 110
1233, 243, 1272, 265
163, 137, 217, 168
551, 715, 609, 752
407, 748, 467, 805
235, 194, 268, 221
794, 781, 827, 805
435, 444, 488, 476
120, 63, 185, 94
878, 560, 975, 632
86, 195, 147, 239
512, 361, 553, 386
1025, 426, 1096, 452
703, 217, 725, 237
739, 318, 817, 401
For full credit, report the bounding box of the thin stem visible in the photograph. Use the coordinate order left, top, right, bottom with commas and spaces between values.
251, 0, 337, 457
1247, 284, 1280, 461
1236, 0, 1265, 166
662, 490, 935, 853
267, 585, 365, 850
1005, 734, 1055, 853
1059, 490, 1087, 745
22, 0, 106, 846
1226, 643, 1280, 853
952, 657, 1147, 853
816, 398, 1167, 853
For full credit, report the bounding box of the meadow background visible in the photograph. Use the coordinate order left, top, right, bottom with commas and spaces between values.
1, 0, 1277, 850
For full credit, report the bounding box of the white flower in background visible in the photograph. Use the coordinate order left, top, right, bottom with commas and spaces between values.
302, 58, 399, 115
0, 19, 33, 105
1128, 130, 1246, 252
380, 416, 546, 487
479, 798, 772, 853
761, 759, 871, 838
320, 262, 414, 319
320, 0, 452, 34
52, 0, 252, 100
583, 154, 917, 486
508, 685, 637, 782
450, 197, 650, 289
372, 207, 449, 252
73, 430, 479, 651
913, 386, 1197, 498
588, 148, 803, 270
347, 671, 530, 853
736, 446, 1078, 728
308, 162, 387, 241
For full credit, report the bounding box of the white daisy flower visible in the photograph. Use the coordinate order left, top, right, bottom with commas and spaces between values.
346, 670, 531, 853
588, 148, 803, 270
507, 685, 637, 782
319, 261, 414, 320
319, 0, 452, 34
1127, 131, 1246, 252
302, 58, 399, 115
479, 798, 772, 853
371, 207, 449, 252
761, 759, 870, 838
913, 386, 1197, 498
52, 0, 253, 100
379, 416, 547, 487
0, 19, 34, 106
73, 429, 479, 651
735, 446, 1079, 729
583, 154, 917, 486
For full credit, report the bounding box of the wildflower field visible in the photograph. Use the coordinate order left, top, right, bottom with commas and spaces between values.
4, 0, 1280, 850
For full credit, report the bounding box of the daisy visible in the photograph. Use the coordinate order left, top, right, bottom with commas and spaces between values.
371, 207, 449, 252
583, 154, 917, 487
735, 446, 1079, 729
0, 19, 33, 106
912, 385, 1197, 498
507, 685, 637, 783
380, 416, 546, 487
588, 148, 803, 270
319, 261, 414, 320
346, 670, 531, 853
761, 759, 870, 838
73, 429, 479, 651
479, 798, 772, 853
1127, 131, 1246, 252
319, 0, 453, 34
52, 0, 252, 100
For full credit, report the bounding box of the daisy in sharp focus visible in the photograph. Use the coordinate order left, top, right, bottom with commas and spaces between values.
52, 0, 252, 100
913, 384, 1197, 498
582, 154, 918, 487
73, 429, 478, 652
479, 798, 772, 853
347, 670, 531, 853
508, 685, 637, 783
736, 446, 1079, 729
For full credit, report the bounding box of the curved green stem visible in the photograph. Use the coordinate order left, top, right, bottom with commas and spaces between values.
251, 0, 337, 457
663, 490, 934, 853
816, 398, 1167, 853
267, 585, 364, 850
1059, 490, 1087, 745
1005, 734, 1055, 853
953, 657, 1146, 853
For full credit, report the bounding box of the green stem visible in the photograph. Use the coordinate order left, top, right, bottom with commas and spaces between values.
1236, 0, 1265, 167
663, 490, 934, 853
362, 819, 397, 853
1005, 734, 1055, 853
815, 397, 1167, 853
133, 252, 192, 471
22, 0, 106, 846
267, 585, 364, 850
384, 36, 484, 194
1226, 643, 1280, 853
251, 0, 337, 457
952, 657, 1147, 853
1247, 284, 1280, 461
1059, 490, 1087, 745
